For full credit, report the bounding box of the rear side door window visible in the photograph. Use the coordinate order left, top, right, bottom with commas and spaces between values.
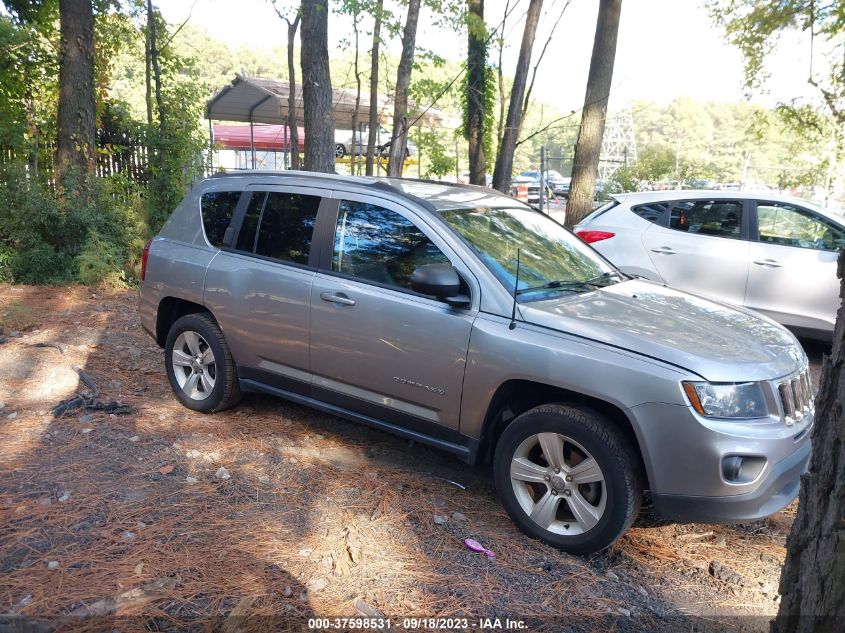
755, 202, 845, 251
668, 200, 744, 239
332, 200, 450, 290
233, 191, 321, 265
200, 191, 242, 247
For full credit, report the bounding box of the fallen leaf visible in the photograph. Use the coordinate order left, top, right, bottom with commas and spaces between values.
159, 464, 175, 475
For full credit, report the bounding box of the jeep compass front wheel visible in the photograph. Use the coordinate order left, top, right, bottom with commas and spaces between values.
494, 405, 641, 554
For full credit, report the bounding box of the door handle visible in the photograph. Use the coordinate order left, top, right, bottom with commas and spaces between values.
320, 292, 356, 306
650, 246, 676, 255
753, 259, 782, 268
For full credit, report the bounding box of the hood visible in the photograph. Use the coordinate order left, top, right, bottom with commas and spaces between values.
520, 280, 805, 382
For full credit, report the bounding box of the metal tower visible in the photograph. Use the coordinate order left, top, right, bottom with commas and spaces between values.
598, 107, 637, 181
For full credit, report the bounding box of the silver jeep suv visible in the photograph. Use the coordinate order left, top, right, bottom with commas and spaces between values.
139, 171, 813, 554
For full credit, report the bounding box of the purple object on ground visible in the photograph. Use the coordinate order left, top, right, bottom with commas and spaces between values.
464, 538, 495, 558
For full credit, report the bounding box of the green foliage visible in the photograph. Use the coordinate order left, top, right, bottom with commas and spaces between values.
414, 130, 454, 177
708, 0, 845, 197
142, 12, 210, 232
0, 165, 145, 285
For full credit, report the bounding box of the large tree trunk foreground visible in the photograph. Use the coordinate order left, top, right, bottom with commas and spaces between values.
772, 250, 845, 633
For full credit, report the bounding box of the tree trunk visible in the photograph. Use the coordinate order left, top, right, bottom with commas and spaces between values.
518, 0, 569, 140
564, 0, 622, 228
491, 0, 543, 194
56, 0, 95, 186
772, 250, 845, 633
25, 89, 39, 177
145, 6, 153, 129
351, 9, 362, 176
466, 0, 486, 186
148, 1, 165, 147
495, 0, 511, 152
386, 0, 422, 177
365, 0, 384, 176
300, 0, 334, 173
287, 15, 301, 170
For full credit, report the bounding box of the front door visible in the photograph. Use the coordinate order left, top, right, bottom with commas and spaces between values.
640, 198, 750, 305
309, 195, 476, 438
745, 200, 843, 333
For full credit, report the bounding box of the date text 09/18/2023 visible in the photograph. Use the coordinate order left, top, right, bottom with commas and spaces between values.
307, 617, 528, 630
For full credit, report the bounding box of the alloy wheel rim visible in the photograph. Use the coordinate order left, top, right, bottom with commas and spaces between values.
510, 432, 607, 536
171, 331, 216, 401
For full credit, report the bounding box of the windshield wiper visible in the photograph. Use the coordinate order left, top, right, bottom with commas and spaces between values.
516, 272, 624, 296
516, 280, 593, 295
582, 271, 625, 286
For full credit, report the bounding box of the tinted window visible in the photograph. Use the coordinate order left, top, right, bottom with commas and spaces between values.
253, 192, 320, 264
757, 203, 845, 251
201, 191, 241, 247
333, 201, 449, 290
235, 192, 265, 252
631, 203, 669, 224
669, 200, 743, 239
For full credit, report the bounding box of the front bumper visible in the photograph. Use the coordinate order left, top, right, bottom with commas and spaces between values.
650, 436, 810, 523
627, 397, 812, 524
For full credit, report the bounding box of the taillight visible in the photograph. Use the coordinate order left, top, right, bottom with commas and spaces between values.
141, 238, 153, 281
576, 230, 615, 244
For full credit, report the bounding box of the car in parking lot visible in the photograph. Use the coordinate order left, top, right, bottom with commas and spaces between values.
140, 173, 813, 554
334, 126, 417, 159
575, 190, 845, 342
514, 170, 571, 198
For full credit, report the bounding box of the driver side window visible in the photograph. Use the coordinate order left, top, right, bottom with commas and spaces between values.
332, 200, 449, 290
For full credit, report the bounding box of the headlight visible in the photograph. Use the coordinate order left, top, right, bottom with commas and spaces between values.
682, 381, 768, 419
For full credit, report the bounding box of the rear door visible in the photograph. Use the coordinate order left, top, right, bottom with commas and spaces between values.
745, 200, 843, 333
640, 198, 750, 305
308, 194, 477, 439
204, 184, 332, 394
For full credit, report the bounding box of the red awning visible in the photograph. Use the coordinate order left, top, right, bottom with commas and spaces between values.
213, 124, 304, 151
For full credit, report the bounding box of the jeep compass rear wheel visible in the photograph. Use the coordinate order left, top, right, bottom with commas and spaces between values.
494, 404, 641, 554
165, 313, 241, 413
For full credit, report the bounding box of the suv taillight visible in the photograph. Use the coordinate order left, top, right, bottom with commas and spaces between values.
576, 230, 615, 244
141, 239, 153, 281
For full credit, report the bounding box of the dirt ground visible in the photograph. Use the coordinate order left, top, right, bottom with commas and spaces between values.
0, 285, 827, 632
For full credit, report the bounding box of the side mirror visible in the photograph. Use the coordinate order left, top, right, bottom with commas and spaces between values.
411, 264, 470, 307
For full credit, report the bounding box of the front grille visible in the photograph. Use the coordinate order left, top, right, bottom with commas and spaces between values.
777, 369, 813, 426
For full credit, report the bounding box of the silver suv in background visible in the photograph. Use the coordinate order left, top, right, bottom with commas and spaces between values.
574, 191, 845, 341
139, 173, 813, 554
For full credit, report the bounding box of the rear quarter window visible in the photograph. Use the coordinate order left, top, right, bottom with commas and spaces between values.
630, 202, 670, 224
200, 191, 242, 247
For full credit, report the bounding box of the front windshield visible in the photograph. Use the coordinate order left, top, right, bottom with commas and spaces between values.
439, 206, 622, 301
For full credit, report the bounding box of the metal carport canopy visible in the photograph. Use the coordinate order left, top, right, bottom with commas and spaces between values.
205, 74, 447, 129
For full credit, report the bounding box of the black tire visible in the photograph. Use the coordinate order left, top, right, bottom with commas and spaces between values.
164, 313, 241, 413
335, 143, 347, 158
494, 404, 641, 555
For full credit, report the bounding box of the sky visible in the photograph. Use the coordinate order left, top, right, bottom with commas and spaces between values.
158, 0, 816, 114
